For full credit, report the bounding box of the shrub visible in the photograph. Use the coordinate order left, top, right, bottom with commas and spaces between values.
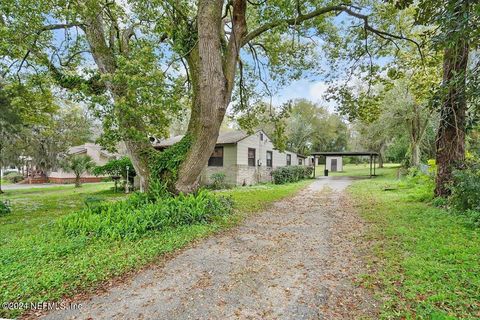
93, 156, 136, 186
58, 190, 233, 240
396, 167, 435, 202
271, 166, 313, 184
449, 161, 480, 227
4, 172, 23, 183
449, 163, 480, 212
0, 200, 11, 215
210, 172, 227, 190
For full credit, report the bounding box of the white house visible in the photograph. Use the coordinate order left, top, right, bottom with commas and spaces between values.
154, 130, 308, 186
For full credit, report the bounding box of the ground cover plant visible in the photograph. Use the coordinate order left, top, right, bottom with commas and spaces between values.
349, 166, 480, 319
0, 180, 310, 318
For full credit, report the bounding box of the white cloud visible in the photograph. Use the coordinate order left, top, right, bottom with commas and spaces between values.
268, 79, 338, 113
308, 81, 337, 112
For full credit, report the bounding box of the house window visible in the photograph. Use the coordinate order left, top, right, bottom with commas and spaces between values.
286, 154, 291, 166
248, 148, 256, 167
298, 158, 303, 165
260, 133, 264, 141
208, 146, 223, 167
266, 151, 273, 167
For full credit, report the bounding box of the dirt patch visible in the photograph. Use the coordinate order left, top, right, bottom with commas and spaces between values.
40, 177, 377, 320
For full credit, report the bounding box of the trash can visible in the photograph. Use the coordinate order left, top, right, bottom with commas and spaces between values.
324, 169, 329, 176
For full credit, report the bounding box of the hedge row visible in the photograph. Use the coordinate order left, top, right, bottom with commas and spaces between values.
271, 166, 313, 184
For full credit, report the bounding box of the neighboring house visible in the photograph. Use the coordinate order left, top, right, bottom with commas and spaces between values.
48, 143, 116, 184
154, 130, 307, 186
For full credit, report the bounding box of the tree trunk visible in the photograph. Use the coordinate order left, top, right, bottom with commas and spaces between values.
411, 142, 421, 167
435, 22, 469, 196
175, 1, 226, 193
175, 0, 246, 193
125, 141, 149, 191
378, 143, 386, 168
410, 103, 422, 167
75, 175, 81, 188
0, 142, 3, 194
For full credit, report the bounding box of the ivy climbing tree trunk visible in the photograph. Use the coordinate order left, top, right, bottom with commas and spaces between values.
434, 38, 469, 196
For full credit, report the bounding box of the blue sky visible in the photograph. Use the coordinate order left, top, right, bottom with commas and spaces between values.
271, 79, 336, 113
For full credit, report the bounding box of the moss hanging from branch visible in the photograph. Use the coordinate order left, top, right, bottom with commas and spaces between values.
146, 134, 193, 196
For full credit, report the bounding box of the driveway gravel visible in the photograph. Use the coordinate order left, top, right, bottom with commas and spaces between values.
40, 177, 377, 320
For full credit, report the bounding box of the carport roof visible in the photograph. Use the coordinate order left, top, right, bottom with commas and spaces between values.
310, 151, 379, 157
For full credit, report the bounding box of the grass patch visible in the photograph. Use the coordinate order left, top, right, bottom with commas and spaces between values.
315, 163, 400, 177
223, 180, 312, 213
0, 183, 125, 242
0, 180, 310, 318
349, 166, 480, 319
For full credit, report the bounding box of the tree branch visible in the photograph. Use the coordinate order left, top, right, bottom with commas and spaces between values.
39, 23, 83, 32
242, 5, 423, 59
224, 0, 247, 98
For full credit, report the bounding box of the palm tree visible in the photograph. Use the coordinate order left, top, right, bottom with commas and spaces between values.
61, 155, 95, 188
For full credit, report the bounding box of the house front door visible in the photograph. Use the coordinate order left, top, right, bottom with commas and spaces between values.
331, 159, 337, 172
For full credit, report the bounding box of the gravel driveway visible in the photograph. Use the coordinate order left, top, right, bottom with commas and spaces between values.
41, 177, 377, 320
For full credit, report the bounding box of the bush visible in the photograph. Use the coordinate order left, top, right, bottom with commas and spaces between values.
58, 190, 233, 240
396, 167, 435, 202
93, 157, 136, 182
0, 200, 11, 215
449, 161, 480, 227
271, 166, 313, 184
210, 172, 228, 190
449, 163, 480, 212
4, 172, 23, 183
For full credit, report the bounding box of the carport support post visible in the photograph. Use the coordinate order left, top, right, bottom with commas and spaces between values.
313, 155, 316, 178
369, 155, 373, 177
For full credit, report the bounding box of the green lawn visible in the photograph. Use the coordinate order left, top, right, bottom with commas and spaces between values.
0, 183, 125, 242
349, 166, 480, 319
315, 162, 400, 177
0, 180, 311, 318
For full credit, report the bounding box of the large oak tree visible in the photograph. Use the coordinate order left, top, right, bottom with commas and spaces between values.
1, 0, 418, 193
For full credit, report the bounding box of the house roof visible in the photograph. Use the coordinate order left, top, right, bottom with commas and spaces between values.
68, 143, 115, 158
153, 130, 251, 148
310, 151, 379, 157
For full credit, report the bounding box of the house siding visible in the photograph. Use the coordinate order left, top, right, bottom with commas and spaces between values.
200, 144, 238, 185
234, 132, 303, 185
159, 130, 308, 187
